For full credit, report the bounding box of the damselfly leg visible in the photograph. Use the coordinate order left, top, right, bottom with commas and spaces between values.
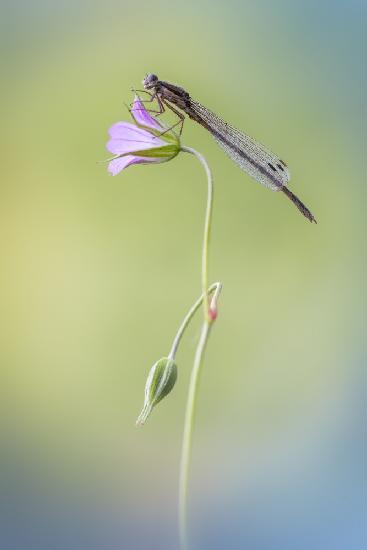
132, 93, 185, 137
158, 99, 185, 136
129, 89, 163, 115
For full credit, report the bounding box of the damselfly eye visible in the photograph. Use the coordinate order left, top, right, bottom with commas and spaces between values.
143, 73, 158, 89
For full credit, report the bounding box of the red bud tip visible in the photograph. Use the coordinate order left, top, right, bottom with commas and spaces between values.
208, 307, 218, 321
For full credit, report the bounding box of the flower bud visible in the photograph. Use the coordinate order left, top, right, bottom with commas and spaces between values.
136, 357, 177, 425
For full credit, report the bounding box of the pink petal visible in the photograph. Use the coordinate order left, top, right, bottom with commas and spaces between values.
106, 135, 165, 155
108, 155, 158, 176
108, 121, 154, 139
131, 95, 163, 131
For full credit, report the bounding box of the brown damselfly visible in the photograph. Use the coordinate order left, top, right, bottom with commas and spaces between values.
138, 73, 316, 223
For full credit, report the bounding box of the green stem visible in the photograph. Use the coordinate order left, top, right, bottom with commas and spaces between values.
168, 283, 221, 361
178, 146, 219, 550
181, 146, 214, 322
178, 320, 211, 550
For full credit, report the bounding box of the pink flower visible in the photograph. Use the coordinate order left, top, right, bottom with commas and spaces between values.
106, 96, 180, 175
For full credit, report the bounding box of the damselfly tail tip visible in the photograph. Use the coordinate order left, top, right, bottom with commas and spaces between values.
281, 186, 317, 224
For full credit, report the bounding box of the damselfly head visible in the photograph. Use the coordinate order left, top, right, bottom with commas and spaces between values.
143, 73, 159, 89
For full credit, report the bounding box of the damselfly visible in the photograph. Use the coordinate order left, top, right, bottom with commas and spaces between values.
139, 73, 316, 223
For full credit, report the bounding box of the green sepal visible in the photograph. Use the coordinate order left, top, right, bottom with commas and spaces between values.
128, 145, 180, 159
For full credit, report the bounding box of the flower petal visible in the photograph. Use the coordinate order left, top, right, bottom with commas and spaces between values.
109, 121, 155, 139
106, 135, 165, 155
108, 155, 158, 176
131, 95, 163, 131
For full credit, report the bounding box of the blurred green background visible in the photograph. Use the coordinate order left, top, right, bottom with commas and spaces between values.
1, 1, 366, 548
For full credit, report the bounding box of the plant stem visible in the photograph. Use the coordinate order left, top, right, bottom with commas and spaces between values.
181, 146, 214, 322
178, 320, 211, 550
168, 283, 221, 361
178, 146, 219, 549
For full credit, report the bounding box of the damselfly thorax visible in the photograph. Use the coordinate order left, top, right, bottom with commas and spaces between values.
140, 73, 316, 223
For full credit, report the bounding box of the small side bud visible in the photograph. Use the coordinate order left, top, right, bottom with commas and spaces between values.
136, 357, 177, 426
208, 306, 218, 321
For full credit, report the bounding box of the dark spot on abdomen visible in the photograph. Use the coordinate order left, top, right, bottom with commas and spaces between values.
268, 163, 277, 171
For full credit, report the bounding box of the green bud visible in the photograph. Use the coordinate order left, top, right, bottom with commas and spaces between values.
136, 357, 177, 425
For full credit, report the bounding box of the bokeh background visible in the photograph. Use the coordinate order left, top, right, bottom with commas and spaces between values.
1, 0, 367, 548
